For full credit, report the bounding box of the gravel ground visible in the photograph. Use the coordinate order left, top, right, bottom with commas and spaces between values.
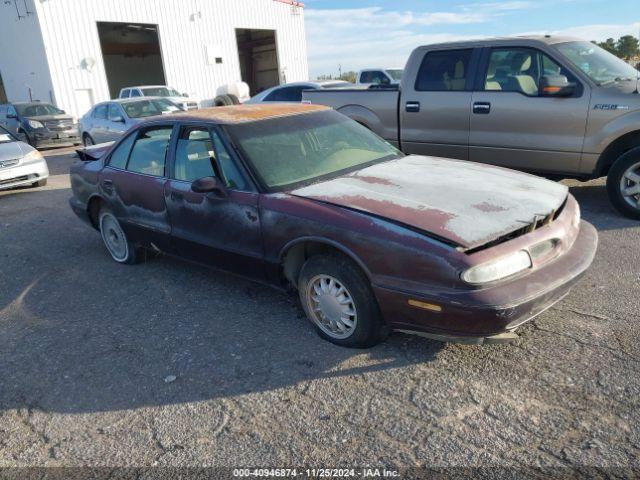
0, 149, 638, 477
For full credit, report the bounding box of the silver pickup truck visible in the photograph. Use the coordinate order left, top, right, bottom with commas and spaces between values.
303, 36, 640, 219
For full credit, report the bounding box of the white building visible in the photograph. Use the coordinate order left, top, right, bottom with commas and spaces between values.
0, 0, 308, 117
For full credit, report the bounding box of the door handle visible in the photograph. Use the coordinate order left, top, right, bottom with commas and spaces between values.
170, 191, 184, 201
473, 102, 491, 114
405, 101, 420, 113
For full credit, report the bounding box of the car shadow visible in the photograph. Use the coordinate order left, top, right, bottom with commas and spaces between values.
568, 182, 639, 231
0, 189, 443, 415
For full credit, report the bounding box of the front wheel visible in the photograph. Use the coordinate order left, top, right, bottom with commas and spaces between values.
99, 209, 139, 264
83, 134, 94, 147
607, 147, 640, 220
298, 254, 387, 348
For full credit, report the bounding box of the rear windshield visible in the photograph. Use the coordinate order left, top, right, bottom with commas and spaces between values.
15, 103, 64, 116
122, 99, 181, 119
141, 87, 181, 97
227, 110, 401, 191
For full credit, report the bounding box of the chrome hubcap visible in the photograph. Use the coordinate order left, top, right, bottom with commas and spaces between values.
100, 213, 128, 261
620, 161, 640, 209
306, 275, 357, 339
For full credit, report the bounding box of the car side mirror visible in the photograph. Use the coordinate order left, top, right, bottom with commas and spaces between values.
539, 75, 575, 97
191, 176, 228, 197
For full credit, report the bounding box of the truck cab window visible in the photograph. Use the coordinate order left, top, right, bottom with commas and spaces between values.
415, 49, 472, 91
484, 48, 577, 96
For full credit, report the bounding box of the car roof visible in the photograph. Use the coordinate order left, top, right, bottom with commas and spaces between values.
159, 104, 330, 125
419, 35, 584, 49
124, 85, 173, 89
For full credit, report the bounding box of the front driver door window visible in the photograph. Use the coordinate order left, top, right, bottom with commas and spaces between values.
469, 46, 588, 172
165, 125, 262, 278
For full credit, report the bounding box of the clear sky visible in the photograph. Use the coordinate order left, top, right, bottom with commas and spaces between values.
303, 0, 640, 78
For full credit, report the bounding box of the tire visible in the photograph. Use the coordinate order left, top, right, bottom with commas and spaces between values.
226, 94, 240, 105
98, 208, 139, 264
83, 134, 94, 147
213, 95, 233, 107
298, 254, 388, 348
606, 147, 640, 220
32, 179, 47, 188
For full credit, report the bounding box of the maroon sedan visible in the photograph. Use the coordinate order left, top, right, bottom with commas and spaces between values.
69, 104, 597, 347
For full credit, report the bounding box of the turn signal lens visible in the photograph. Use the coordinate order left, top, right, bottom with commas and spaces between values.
462, 251, 532, 285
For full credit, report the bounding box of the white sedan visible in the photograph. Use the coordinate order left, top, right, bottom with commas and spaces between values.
0, 126, 49, 190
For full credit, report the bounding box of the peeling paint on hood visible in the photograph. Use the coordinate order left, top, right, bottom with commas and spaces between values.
290, 155, 568, 249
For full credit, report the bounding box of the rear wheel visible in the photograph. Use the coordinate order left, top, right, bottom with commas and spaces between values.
99, 209, 139, 264
607, 147, 640, 220
298, 254, 387, 348
83, 134, 94, 147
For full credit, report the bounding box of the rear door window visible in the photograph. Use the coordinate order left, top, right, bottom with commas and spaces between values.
108, 133, 136, 169
121, 89, 130, 98
108, 104, 123, 121
415, 49, 473, 91
126, 127, 172, 176
93, 104, 108, 119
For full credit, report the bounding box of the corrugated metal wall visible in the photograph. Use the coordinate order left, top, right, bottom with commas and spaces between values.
31, 0, 308, 117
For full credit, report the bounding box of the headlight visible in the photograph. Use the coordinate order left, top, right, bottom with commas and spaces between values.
28, 119, 44, 129
23, 149, 44, 162
462, 250, 532, 284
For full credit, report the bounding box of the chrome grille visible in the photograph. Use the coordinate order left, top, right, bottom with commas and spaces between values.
44, 119, 74, 131
0, 158, 20, 169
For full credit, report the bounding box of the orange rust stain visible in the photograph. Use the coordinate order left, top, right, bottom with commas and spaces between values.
166, 104, 329, 124
472, 202, 508, 213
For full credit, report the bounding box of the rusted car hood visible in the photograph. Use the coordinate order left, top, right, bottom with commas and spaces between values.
290, 155, 568, 249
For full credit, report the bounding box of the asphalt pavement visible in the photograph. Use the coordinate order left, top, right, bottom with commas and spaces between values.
0, 148, 638, 476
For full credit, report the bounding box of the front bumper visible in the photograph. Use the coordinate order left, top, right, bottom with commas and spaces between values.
374, 220, 598, 342
0, 158, 49, 190
30, 128, 80, 148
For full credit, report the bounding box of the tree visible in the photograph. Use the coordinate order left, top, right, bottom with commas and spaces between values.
616, 35, 640, 60
597, 38, 618, 55
339, 71, 357, 83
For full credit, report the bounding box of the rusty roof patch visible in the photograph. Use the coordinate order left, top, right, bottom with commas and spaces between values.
159, 104, 329, 125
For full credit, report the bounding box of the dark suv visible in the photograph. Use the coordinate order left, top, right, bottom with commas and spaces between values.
0, 102, 81, 149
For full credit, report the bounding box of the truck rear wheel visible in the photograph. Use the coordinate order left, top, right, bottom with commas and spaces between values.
607, 147, 640, 220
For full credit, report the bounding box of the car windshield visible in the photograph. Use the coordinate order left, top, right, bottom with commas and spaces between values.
555, 41, 639, 86
386, 69, 404, 80
15, 103, 64, 116
0, 126, 16, 143
141, 87, 181, 97
122, 99, 181, 119
228, 110, 402, 190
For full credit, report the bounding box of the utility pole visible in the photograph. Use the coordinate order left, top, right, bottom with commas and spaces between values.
338, 64, 342, 80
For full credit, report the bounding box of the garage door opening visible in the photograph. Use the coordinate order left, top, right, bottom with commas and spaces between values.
97, 22, 166, 99
235, 29, 280, 96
